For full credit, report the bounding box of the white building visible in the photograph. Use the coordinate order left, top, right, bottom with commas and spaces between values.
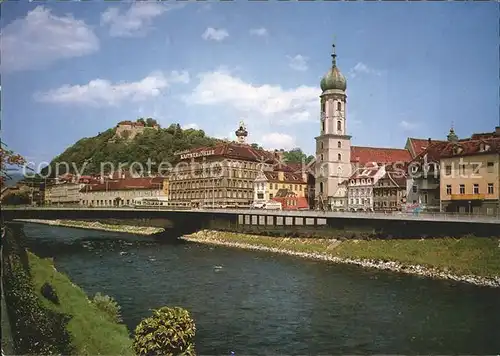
347, 164, 386, 211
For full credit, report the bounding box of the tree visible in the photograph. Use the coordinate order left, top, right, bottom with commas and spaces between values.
1, 141, 27, 187
283, 148, 314, 164
137, 118, 146, 126
145, 118, 158, 127
133, 306, 196, 356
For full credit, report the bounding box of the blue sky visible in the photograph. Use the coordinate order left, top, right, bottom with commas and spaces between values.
2, 1, 498, 169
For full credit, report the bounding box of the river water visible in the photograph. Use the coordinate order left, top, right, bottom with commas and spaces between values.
21, 223, 500, 354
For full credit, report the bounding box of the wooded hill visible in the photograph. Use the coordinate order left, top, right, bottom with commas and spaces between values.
40, 120, 314, 177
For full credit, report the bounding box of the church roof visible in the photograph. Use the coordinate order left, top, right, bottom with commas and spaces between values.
320, 44, 347, 92
350, 146, 412, 165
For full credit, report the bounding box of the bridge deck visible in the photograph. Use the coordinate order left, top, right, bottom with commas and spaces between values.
3, 207, 500, 224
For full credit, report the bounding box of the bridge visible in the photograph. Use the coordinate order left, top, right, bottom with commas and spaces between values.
2, 206, 500, 238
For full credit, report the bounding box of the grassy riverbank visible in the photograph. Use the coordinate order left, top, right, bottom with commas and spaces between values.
183, 230, 500, 282
19, 219, 164, 235
28, 252, 134, 355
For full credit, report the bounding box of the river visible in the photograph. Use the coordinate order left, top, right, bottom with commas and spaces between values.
21, 223, 500, 354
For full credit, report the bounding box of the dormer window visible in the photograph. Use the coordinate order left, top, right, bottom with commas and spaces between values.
453, 145, 463, 155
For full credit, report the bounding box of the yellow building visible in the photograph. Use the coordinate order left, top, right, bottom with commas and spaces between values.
253, 170, 307, 202
440, 136, 500, 215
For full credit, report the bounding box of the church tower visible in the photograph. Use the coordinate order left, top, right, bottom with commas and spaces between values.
314, 43, 352, 210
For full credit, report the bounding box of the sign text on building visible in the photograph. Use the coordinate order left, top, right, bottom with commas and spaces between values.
180, 150, 215, 160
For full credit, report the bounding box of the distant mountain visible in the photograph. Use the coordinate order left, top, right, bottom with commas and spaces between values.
3, 172, 26, 187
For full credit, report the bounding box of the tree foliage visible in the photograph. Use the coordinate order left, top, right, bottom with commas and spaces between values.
283, 148, 314, 164
1, 142, 27, 186
133, 306, 196, 356
92, 292, 122, 323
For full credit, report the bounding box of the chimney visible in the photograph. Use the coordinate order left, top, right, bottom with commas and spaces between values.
278, 171, 284, 181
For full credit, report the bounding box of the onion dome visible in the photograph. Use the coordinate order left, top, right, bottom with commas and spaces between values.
320, 43, 347, 92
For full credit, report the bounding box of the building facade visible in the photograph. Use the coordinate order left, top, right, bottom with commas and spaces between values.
253, 170, 307, 203
347, 165, 386, 211
440, 136, 500, 215
45, 183, 84, 205
168, 123, 280, 208
80, 177, 165, 207
373, 171, 407, 212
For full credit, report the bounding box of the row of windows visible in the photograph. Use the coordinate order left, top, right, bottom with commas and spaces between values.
373, 190, 398, 197
172, 169, 260, 180
349, 198, 371, 205
320, 120, 343, 134
320, 141, 343, 149
349, 178, 373, 185
444, 162, 495, 175
256, 182, 306, 191
319, 153, 342, 161
171, 190, 253, 200
349, 188, 373, 196
445, 183, 495, 195
374, 201, 399, 207
321, 101, 343, 113
171, 179, 254, 190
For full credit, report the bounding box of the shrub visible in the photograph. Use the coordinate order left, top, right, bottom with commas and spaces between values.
133, 306, 196, 356
92, 292, 122, 323
41, 282, 60, 305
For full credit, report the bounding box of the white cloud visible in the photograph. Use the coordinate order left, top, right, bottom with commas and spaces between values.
399, 120, 418, 130
288, 55, 308, 71
202, 27, 229, 42
186, 69, 320, 126
249, 27, 268, 36
34, 71, 189, 107
182, 123, 199, 130
101, 2, 181, 37
260, 133, 296, 150
1, 6, 99, 73
169, 70, 190, 84
348, 62, 382, 78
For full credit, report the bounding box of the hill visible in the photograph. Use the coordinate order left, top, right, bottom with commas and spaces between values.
40, 120, 314, 177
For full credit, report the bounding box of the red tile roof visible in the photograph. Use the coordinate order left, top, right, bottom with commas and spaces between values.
406, 138, 447, 158
179, 142, 279, 164
350, 146, 412, 165
375, 171, 407, 188
348, 165, 382, 179
272, 196, 309, 210
439, 137, 500, 158
83, 177, 164, 192
263, 171, 306, 184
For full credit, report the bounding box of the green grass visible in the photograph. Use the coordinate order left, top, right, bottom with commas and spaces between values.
190, 232, 500, 278
28, 252, 134, 355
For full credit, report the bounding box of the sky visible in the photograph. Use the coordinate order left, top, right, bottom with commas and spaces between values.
1, 1, 499, 170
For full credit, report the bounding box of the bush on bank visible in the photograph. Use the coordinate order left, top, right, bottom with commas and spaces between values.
2, 225, 74, 355
92, 292, 123, 323
133, 306, 197, 356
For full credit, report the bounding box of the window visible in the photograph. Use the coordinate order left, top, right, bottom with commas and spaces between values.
473, 184, 479, 194
423, 193, 428, 204
412, 185, 417, 193
445, 165, 452, 175
320, 154, 324, 161
471, 163, 480, 176
488, 183, 494, 194
337, 121, 342, 131
487, 162, 494, 173
338, 141, 341, 148
320, 142, 324, 149
459, 164, 466, 176
321, 101, 326, 114
446, 185, 452, 195
319, 182, 324, 193
337, 102, 341, 111
321, 120, 325, 133
337, 153, 342, 161
459, 184, 465, 194
269, 193, 273, 199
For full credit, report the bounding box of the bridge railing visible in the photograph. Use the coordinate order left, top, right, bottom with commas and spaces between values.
3, 205, 500, 223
